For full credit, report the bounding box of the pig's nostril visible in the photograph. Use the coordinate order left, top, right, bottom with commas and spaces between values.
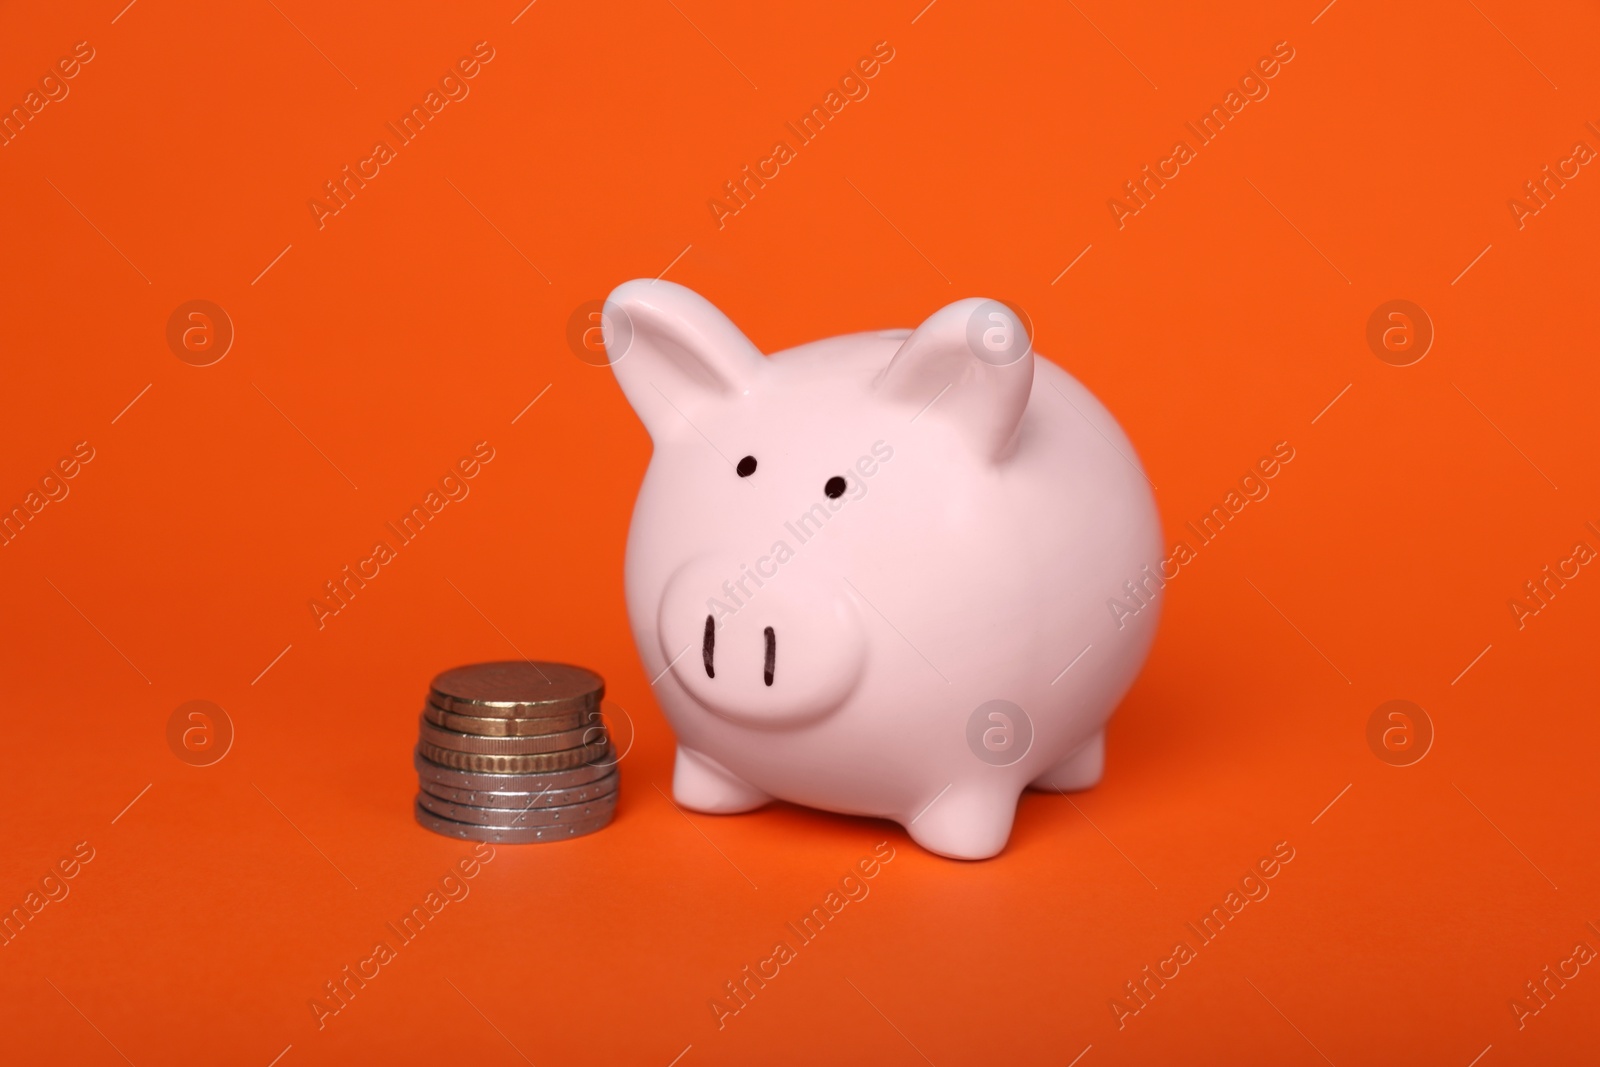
703, 615, 715, 678
763, 626, 775, 687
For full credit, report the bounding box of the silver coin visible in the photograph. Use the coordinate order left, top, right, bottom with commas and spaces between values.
417, 716, 606, 755
413, 797, 614, 843
417, 789, 618, 828
419, 770, 618, 809
413, 747, 614, 791
424, 703, 600, 736
429, 661, 603, 717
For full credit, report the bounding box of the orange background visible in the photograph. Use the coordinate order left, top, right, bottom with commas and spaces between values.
2, 1, 1598, 1063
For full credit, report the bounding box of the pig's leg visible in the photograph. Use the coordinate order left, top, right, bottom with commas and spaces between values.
903, 784, 1020, 860
1028, 731, 1105, 792
673, 746, 772, 813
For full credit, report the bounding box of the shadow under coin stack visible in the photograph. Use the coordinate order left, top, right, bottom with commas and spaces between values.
413, 661, 617, 843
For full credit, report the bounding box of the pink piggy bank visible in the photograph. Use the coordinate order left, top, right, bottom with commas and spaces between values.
606, 280, 1161, 860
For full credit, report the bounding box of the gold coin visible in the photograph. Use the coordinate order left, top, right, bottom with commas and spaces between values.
423, 703, 598, 736
417, 716, 605, 755
417, 739, 609, 774
413, 747, 614, 791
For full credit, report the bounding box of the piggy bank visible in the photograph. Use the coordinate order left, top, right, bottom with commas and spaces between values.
606, 281, 1161, 859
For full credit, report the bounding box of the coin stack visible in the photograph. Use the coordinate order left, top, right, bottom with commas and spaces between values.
413, 661, 617, 843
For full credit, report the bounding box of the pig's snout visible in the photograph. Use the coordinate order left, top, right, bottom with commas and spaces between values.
659, 557, 866, 728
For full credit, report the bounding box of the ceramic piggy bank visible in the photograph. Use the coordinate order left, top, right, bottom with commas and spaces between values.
606, 280, 1161, 860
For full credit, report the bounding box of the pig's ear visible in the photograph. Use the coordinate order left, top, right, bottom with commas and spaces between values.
604, 280, 764, 440
875, 298, 1034, 459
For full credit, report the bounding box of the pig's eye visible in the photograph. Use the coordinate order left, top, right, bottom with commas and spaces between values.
824, 476, 847, 499
736, 456, 757, 477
